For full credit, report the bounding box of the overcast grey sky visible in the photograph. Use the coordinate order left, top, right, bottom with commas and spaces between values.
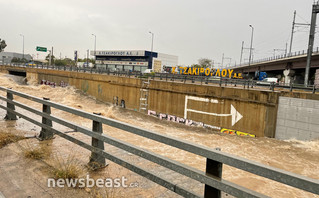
0, 0, 317, 66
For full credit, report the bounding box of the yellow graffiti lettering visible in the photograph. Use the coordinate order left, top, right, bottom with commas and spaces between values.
238, 73, 242, 78
233, 73, 238, 78
192, 67, 197, 75
228, 69, 233, 78
200, 68, 204, 74
216, 69, 221, 77
221, 69, 227, 77
172, 67, 176, 74
205, 68, 210, 76
183, 67, 187, 74
221, 128, 256, 137
179, 67, 183, 74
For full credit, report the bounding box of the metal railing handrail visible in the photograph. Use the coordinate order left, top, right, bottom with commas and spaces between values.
0, 86, 318, 197
232, 47, 319, 67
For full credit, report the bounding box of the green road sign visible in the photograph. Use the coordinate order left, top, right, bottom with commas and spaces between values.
36, 46, 47, 52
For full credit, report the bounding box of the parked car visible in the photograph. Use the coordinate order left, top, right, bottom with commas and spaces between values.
256, 77, 279, 85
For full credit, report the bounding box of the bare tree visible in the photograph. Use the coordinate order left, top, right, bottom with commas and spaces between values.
198, 58, 213, 68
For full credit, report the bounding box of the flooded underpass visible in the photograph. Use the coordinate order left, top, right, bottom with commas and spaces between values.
0, 73, 318, 198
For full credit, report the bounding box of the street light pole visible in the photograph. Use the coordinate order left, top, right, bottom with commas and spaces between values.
248, 25, 254, 66
91, 34, 96, 56
149, 31, 154, 69
149, 31, 154, 52
19, 34, 24, 59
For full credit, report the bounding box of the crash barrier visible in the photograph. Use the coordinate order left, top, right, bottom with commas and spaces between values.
1, 64, 318, 93
0, 87, 318, 198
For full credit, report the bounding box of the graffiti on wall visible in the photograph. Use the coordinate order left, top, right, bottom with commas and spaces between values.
40, 80, 69, 88
148, 110, 220, 130
220, 128, 255, 137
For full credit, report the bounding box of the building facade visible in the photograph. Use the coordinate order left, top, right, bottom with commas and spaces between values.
92, 50, 178, 72
0, 52, 32, 64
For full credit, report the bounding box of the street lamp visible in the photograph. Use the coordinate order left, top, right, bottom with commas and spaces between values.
149, 31, 154, 52
149, 31, 154, 69
91, 34, 96, 56
19, 34, 24, 59
248, 25, 254, 66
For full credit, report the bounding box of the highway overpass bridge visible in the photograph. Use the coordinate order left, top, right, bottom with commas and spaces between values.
231, 49, 319, 84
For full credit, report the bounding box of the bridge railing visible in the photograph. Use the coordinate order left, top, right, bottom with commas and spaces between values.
233, 47, 319, 67
0, 87, 318, 197
1, 64, 318, 93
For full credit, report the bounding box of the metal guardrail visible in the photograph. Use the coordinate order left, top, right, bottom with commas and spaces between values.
1, 64, 318, 94
0, 87, 318, 197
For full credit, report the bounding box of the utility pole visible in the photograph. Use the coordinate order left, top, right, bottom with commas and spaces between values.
48, 50, 52, 66
240, 41, 244, 65
305, 2, 319, 86
289, 10, 296, 56
248, 25, 254, 66
19, 34, 24, 59
149, 31, 154, 69
92, 34, 96, 56
289, 10, 311, 56
86, 49, 89, 67
221, 53, 224, 68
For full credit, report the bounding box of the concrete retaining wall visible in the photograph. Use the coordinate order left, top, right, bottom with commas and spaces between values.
20, 67, 279, 137
276, 97, 319, 140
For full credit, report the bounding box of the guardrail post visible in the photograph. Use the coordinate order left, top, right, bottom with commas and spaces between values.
204, 148, 222, 198
312, 85, 316, 94
89, 112, 106, 170
38, 98, 53, 140
290, 83, 293, 92
4, 88, 17, 120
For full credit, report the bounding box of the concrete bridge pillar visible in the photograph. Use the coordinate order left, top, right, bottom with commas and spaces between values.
283, 69, 295, 85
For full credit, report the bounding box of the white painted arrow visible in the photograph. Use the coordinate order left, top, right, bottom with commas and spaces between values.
186, 105, 243, 126
184, 96, 243, 126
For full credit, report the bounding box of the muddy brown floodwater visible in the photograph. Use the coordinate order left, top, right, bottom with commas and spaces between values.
0, 73, 318, 198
